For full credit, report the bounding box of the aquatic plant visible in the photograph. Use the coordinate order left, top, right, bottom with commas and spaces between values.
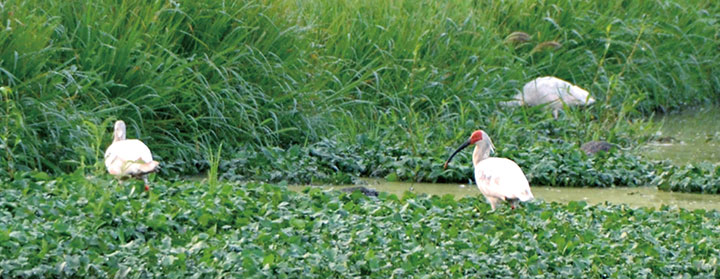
0, 173, 718, 277
187, 134, 720, 194
655, 162, 720, 194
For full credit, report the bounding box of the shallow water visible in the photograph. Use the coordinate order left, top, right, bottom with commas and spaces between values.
283, 107, 720, 210
641, 106, 720, 165
292, 180, 720, 210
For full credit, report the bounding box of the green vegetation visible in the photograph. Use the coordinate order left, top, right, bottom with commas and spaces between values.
1, 0, 719, 192
3, 1, 719, 276
656, 163, 720, 193
1, 173, 719, 278
212, 133, 720, 194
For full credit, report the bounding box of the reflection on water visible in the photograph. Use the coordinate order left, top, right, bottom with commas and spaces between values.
291, 180, 720, 211
641, 106, 720, 165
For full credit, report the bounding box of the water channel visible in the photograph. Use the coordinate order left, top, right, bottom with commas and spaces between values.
294, 106, 720, 210
292, 180, 720, 210
640, 106, 720, 165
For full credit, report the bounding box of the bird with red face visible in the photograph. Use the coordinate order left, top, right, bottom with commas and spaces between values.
445, 130, 534, 210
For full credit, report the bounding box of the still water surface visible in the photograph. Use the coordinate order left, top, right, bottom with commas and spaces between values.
292, 180, 720, 211
293, 107, 720, 211
641, 106, 720, 165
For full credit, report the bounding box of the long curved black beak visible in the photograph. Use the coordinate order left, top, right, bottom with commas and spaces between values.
444, 139, 471, 169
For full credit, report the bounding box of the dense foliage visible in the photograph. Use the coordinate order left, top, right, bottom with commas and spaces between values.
199, 135, 719, 194
1, 0, 719, 189
655, 163, 720, 194
2, 1, 718, 277
1, 173, 719, 278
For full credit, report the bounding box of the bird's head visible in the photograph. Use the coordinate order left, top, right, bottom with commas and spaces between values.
468, 130, 485, 145
570, 85, 595, 105
444, 130, 493, 169
113, 120, 126, 142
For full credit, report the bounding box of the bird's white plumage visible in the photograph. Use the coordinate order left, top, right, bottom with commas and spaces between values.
104, 120, 159, 191
445, 130, 534, 210
474, 157, 534, 209
502, 76, 595, 117
104, 139, 155, 176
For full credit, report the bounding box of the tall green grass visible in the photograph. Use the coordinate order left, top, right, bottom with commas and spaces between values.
0, 0, 718, 176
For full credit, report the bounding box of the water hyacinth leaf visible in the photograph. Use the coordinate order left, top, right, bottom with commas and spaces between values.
2, 174, 719, 277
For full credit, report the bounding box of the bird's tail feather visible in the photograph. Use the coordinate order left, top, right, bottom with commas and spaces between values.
138, 161, 160, 174
518, 190, 534, 202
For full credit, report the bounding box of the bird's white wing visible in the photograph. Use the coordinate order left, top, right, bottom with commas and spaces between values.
474, 158, 534, 201
104, 139, 154, 176
522, 76, 565, 107
568, 85, 594, 105
106, 140, 153, 161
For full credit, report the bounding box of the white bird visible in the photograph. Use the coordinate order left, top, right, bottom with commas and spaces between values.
444, 130, 534, 210
502, 76, 595, 118
104, 120, 159, 191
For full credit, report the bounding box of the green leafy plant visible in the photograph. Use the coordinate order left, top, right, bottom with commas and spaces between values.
1, 173, 719, 277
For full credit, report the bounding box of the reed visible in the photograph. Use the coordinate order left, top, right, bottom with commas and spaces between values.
0, 0, 717, 177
